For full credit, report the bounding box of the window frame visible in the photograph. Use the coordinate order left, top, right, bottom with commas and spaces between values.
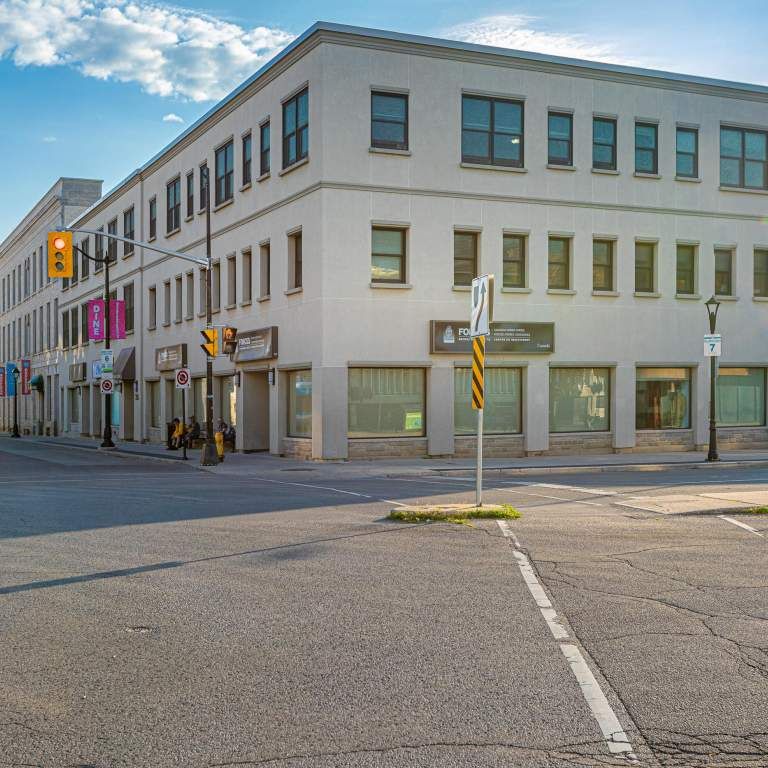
370, 91, 409, 151
461, 94, 524, 168
502, 233, 526, 289
548, 111, 573, 166
549, 367, 611, 433
282, 88, 309, 169
714, 248, 734, 297
214, 141, 234, 206
720, 125, 768, 190
186, 171, 194, 218
635, 241, 656, 293
371, 226, 406, 284
123, 206, 135, 256
242, 132, 252, 186
289, 231, 303, 290
636, 367, 692, 430
635, 122, 659, 175
592, 239, 614, 292
754, 248, 768, 297
592, 116, 617, 171
148, 197, 157, 240
676, 126, 699, 178
260, 120, 270, 176
675, 243, 697, 295
107, 218, 117, 263
453, 230, 478, 287
547, 236, 571, 290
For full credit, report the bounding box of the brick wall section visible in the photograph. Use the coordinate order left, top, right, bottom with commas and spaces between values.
281, 438, 313, 459
717, 427, 768, 449
348, 438, 428, 459
454, 435, 524, 458
634, 429, 694, 452
546, 432, 613, 455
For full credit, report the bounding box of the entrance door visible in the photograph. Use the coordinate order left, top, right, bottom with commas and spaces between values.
242, 371, 270, 451
81, 386, 90, 436
123, 381, 135, 441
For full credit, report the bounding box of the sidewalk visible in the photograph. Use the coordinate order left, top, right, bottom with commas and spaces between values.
23, 434, 768, 479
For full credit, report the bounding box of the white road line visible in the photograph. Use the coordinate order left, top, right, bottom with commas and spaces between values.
494, 487, 604, 507
496, 520, 636, 760
533, 483, 619, 496
718, 515, 765, 537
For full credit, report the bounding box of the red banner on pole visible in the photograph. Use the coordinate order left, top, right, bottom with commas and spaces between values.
20, 359, 31, 395
0, 367, 5, 398
88, 299, 105, 341
111, 299, 126, 340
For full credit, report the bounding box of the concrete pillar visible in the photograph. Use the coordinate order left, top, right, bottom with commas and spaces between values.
525, 361, 549, 454
612, 363, 636, 450
428, 365, 454, 456
273, 369, 285, 455
694, 362, 710, 450
312, 366, 348, 460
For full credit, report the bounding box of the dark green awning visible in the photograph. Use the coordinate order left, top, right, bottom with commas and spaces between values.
30, 375, 44, 392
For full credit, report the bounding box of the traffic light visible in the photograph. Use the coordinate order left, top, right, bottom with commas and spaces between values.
222, 326, 238, 355
200, 328, 218, 357
47, 231, 73, 278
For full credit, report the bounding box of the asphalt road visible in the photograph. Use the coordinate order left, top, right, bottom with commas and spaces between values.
0, 438, 766, 767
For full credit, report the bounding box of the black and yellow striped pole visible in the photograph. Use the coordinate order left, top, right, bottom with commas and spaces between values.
472, 334, 486, 505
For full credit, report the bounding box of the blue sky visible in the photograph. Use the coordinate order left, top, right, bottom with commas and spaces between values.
1, 0, 766, 241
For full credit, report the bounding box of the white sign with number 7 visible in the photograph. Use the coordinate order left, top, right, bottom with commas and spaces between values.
704, 334, 722, 357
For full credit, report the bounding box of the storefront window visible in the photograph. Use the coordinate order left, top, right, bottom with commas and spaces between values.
455, 368, 521, 434
192, 378, 207, 424
111, 389, 121, 427
550, 368, 610, 433
69, 388, 80, 423
288, 370, 312, 438
349, 368, 425, 438
148, 381, 160, 428
636, 368, 690, 429
166, 379, 183, 421
717, 368, 766, 427
218, 375, 237, 427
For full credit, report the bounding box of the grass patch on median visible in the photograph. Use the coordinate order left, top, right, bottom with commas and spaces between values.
388, 504, 521, 525
744, 507, 768, 514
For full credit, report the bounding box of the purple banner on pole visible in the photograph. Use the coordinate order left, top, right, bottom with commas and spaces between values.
110, 300, 126, 340
88, 299, 105, 341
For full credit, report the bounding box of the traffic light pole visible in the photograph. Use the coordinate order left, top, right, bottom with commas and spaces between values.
200, 166, 217, 466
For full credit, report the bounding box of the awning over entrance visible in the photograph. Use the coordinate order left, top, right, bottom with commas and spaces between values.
30, 374, 44, 392
114, 347, 136, 380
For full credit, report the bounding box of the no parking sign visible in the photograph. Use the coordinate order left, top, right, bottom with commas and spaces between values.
175, 368, 191, 389
100, 378, 114, 395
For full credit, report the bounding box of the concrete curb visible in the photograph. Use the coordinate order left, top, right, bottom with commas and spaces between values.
34, 439, 193, 466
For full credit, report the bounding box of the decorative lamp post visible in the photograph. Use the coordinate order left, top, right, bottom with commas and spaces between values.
705, 295, 721, 462
11, 366, 20, 438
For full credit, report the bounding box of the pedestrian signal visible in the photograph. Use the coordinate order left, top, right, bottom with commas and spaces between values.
222, 326, 238, 355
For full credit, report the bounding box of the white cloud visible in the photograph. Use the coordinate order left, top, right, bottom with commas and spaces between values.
41, 135, 57, 143
0, 0, 294, 102
162, 112, 184, 123
442, 15, 649, 67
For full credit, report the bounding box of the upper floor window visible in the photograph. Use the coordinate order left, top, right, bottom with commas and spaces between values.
283, 88, 309, 168
593, 117, 616, 170
149, 197, 157, 240
593, 240, 614, 291
289, 231, 303, 289
107, 218, 117, 262
676, 244, 696, 295
167, 177, 181, 232
95, 228, 104, 272
635, 122, 658, 174
371, 227, 406, 283
260, 121, 270, 176
461, 95, 523, 168
503, 234, 526, 289
721, 126, 768, 190
123, 206, 135, 255
676, 127, 698, 178
548, 237, 570, 289
371, 92, 408, 151
242, 132, 252, 186
80, 238, 89, 279
715, 248, 733, 297
754, 249, 768, 297
548, 112, 573, 166
453, 231, 477, 287
635, 242, 656, 293
215, 141, 234, 205
186, 171, 194, 218
199, 163, 208, 209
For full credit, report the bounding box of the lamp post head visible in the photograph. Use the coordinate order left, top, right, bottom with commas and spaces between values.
705, 295, 721, 333
11, 367, 19, 381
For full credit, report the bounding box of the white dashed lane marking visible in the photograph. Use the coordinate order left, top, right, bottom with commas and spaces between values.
718, 515, 765, 537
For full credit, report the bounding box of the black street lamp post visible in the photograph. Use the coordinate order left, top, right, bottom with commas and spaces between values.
705, 295, 721, 462
11, 366, 20, 438
199, 166, 217, 467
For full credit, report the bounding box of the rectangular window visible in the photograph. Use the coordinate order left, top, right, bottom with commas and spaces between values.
348, 368, 425, 437
242, 250, 252, 303
260, 121, 270, 176
371, 227, 406, 283
148, 381, 160, 428
592, 240, 614, 291
107, 219, 117, 263
287, 370, 312, 438
717, 368, 766, 427
174, 276, 182, 323
199, 268, 207, 314
635, 242, 655, 293
676, 127, 698, 178
502, 234, 526, 288
227, 255, 236, 306
70, 307, 78, 346
715, 248, 733, 296
80, 238, 89, 279
71, 247, 78, 284
454, 231, 477, 287
548, 237, 570, 289
676, 244, 696, 295
260, 242, 271, 298
720, 126, 768, 189
163, 281, 171, 325
186, 172, 194, 218
454, 368, 522, 435
81, 303, 88, 345
215, 141, 234, 206
242, 132, 252, 186
371, 91, 408, 150
462, 95, 523, 167
199, 163, 208, 209
186, 271, 194, 318
282, 88, 309, 168
211, 262, 220, 310
636, 368, 691, 429
635, 122, 658, 174
148, 285, 157, 329
123, 206, 135, 256
124, 283, 134, 333
149, 198, 157, 240
548, 112, 573, 166
550, 368, 610, 433
289, 232, 302, 289
95, 228, 104, 273
166, 177, 181, 233
593, 117, 617, 170
754, 249, 768, 297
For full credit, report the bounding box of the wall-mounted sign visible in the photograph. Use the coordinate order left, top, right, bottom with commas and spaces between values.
233, 326, 278, 363
430, 321, 555, 355
100, 349, 114, 382
69, 362, 87, 382
155, 343, 187, 372
92, 360, 103, 380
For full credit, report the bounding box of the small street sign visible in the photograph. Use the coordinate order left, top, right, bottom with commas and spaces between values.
470, 274, 494, 338
100, 349, 114, 381
100, 378, 114, 395
175, 367, 191, 389
704, 334, 722, 357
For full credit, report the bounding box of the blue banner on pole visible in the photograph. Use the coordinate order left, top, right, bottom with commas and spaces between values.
6, 363, 17, 397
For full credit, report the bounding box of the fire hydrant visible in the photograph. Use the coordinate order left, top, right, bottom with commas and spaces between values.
215, 430, 225, 462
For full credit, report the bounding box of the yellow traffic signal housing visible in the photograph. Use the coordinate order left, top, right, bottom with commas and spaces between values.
47, 231, 73, 278
222, 326, 238, 355
200, 328, 218, 357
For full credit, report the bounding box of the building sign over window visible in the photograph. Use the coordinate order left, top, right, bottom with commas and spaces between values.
233, 326, 278, 362
155, 343, 187, 372
69, 362, 87, 382
430, 321, 555, 354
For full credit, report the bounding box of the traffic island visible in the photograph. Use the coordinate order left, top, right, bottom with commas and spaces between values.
388, 504, 520, 525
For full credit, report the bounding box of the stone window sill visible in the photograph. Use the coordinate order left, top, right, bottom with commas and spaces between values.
148, 236, 157, 243
285, 287, 303, 296
753, 296, 768, 302
675, 293, 701, 300
501, 287, 531, 294
459, 162, 527, 174
592, 168, 619, 175
370, 282, 412, 289
126, 329, 135, 337
173, 318, 182, 325
676, 175, 702, 183
715, 295, 738, 302
148, 325, 156, 331
720, 185, 768, 196
225, 303, 236, 310
184, 215, 194, 223
279, 157, 309, 177
592, 290, 619, 297
166, 227, 180, 238
257, 295, 271, 303
257, 172, 270, 183
369, 146, 411, 156
452, 285, 471, 292
634, 291, 661, 298
240, 300, 252, 308
546, 163, 576, 171
162, 321, 171, 328
213, 198, 234, 213
547, 288, 576, 295
211, 307, 221, 315
240, 182, 252, 193
185, 315, 194, 321
634, 172, 661, 179
197, 311, 206, 318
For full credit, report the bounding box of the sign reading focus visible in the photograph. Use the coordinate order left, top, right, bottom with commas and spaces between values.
175, 367, 191, 389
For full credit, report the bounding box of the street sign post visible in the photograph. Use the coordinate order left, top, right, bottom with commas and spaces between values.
704, 334, 722, 357
470, 275, 494, 507
175, 368, 191, 389
175, 367, 191, 460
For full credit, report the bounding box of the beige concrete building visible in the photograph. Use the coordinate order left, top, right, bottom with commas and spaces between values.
4, 23, 768, 458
